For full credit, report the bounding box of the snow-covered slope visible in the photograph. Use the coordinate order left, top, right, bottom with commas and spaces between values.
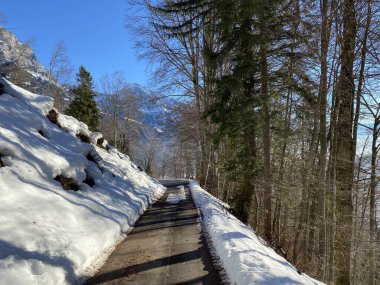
189, 181, 325, 285
0, 78, 165, 284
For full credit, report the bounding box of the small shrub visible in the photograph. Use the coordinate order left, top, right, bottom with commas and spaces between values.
76, 133, 91, 143
96, 137, 104, 148
54, 175, 80, 191
47, 109, 60, 125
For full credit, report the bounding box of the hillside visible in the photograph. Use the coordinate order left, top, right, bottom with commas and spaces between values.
0, 77, 165, 284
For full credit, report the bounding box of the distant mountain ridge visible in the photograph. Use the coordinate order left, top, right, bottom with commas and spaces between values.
0, 27, 53, 94
0, 26, 170, 170
0, 27, 168, 126
125, 83, 168, 133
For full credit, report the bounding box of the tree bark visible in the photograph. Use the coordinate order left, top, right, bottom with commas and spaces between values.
334, 0, 356, 282
369, 116, 378, 285
317, 0, 332, 265
261, 34, 272, 245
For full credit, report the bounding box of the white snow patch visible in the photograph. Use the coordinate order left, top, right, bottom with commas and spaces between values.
90, 132, 103, 145
58, 113, 90, 138
154, 127, 164, 133
1, 77, 53, 114
0, 79, 166, 284
166, 186, 186, 204
123, 116, 142, 125
189, 181, 325, 285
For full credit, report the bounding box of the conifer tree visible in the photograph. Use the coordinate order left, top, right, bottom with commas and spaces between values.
131, 0, 380, 282
65, 66, 99, 130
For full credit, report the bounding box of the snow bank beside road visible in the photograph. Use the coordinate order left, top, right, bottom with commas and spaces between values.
189, 181, 324, 285
0, 78, 165, 284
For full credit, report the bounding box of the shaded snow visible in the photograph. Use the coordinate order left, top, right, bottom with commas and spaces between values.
0, 78, 165, 284
189, 181, 324, 285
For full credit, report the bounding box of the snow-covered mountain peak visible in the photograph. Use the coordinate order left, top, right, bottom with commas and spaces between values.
0, 27, 49, 80
0, 27, 62, 100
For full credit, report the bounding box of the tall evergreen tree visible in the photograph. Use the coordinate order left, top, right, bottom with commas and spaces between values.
65, 66, 99, 130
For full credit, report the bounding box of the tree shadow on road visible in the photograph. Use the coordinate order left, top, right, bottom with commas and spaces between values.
86, 250, 200, 284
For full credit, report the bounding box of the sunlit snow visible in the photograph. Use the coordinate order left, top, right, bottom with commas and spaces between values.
190, 181, 325, 285
0, 78, 165, 284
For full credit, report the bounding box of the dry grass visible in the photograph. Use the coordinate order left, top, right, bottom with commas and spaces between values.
46, 109, 62, 128
96, 137, 104, 148
76, 133, 91, 143
54, 175, 80, 191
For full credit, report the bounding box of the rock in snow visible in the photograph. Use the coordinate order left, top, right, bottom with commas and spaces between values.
0, 77, 165, 284
189, 181, 325, 285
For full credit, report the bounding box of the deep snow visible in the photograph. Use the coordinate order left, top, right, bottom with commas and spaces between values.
189, 181, 325, 285
0, 78, 165, 284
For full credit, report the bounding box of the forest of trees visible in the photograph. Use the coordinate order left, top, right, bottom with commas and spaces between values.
126, 0, 380, 284
1, 1, 379, 283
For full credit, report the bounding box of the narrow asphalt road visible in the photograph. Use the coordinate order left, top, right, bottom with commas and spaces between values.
86, 181, 220, 285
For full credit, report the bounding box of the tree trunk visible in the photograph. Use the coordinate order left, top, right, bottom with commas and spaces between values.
317, 0, 332, 266
114, 112, 117, 149
353, 0, 371, 163
334, 0, 356, 282
369, 117, 378, 285
261, 38, 272, 244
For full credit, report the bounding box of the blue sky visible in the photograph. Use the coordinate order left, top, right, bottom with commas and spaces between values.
1, 0, 149, 88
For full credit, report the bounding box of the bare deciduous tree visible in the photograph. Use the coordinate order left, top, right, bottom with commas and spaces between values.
99, 72, 128, 148
45, 40, 74, 110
